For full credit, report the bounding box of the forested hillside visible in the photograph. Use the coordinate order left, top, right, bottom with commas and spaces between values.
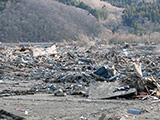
101, 0, 160, 35
1, 0, 160, 43
56, 0, 108, 20
0, 0, 103, 42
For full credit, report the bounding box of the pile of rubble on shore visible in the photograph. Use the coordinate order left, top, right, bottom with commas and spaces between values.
0, 42, 160, 101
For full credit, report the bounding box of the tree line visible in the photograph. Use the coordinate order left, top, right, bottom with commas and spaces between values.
57, 0, 108, 20
101, 0, 138, 8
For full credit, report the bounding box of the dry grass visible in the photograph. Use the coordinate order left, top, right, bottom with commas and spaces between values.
73, 32, 160, 46
75, 34, 96, 47
103, 33, 160, 44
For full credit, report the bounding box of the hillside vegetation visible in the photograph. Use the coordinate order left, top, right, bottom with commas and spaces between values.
56, 0, 108, 20
101, 0, 160, 35
0, 0, 103, 42
1, 0, 160, 43
78, 0, 124, 34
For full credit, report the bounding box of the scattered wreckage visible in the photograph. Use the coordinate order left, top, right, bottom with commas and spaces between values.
0, 42, 160, 101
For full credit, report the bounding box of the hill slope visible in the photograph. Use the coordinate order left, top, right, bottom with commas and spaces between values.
0, 0, 103, 42
101, 0, 160, 34
79, 0, 124, 32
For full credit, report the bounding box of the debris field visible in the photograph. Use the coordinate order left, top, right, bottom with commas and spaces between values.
0, 42, 160, 120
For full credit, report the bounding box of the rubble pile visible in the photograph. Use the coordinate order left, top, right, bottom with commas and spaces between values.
0, 43, 160, 100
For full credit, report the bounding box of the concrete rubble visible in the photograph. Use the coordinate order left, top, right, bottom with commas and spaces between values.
0, 43, 160, 99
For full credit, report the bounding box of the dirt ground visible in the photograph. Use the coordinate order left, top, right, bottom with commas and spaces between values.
0, 94, 159, 120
